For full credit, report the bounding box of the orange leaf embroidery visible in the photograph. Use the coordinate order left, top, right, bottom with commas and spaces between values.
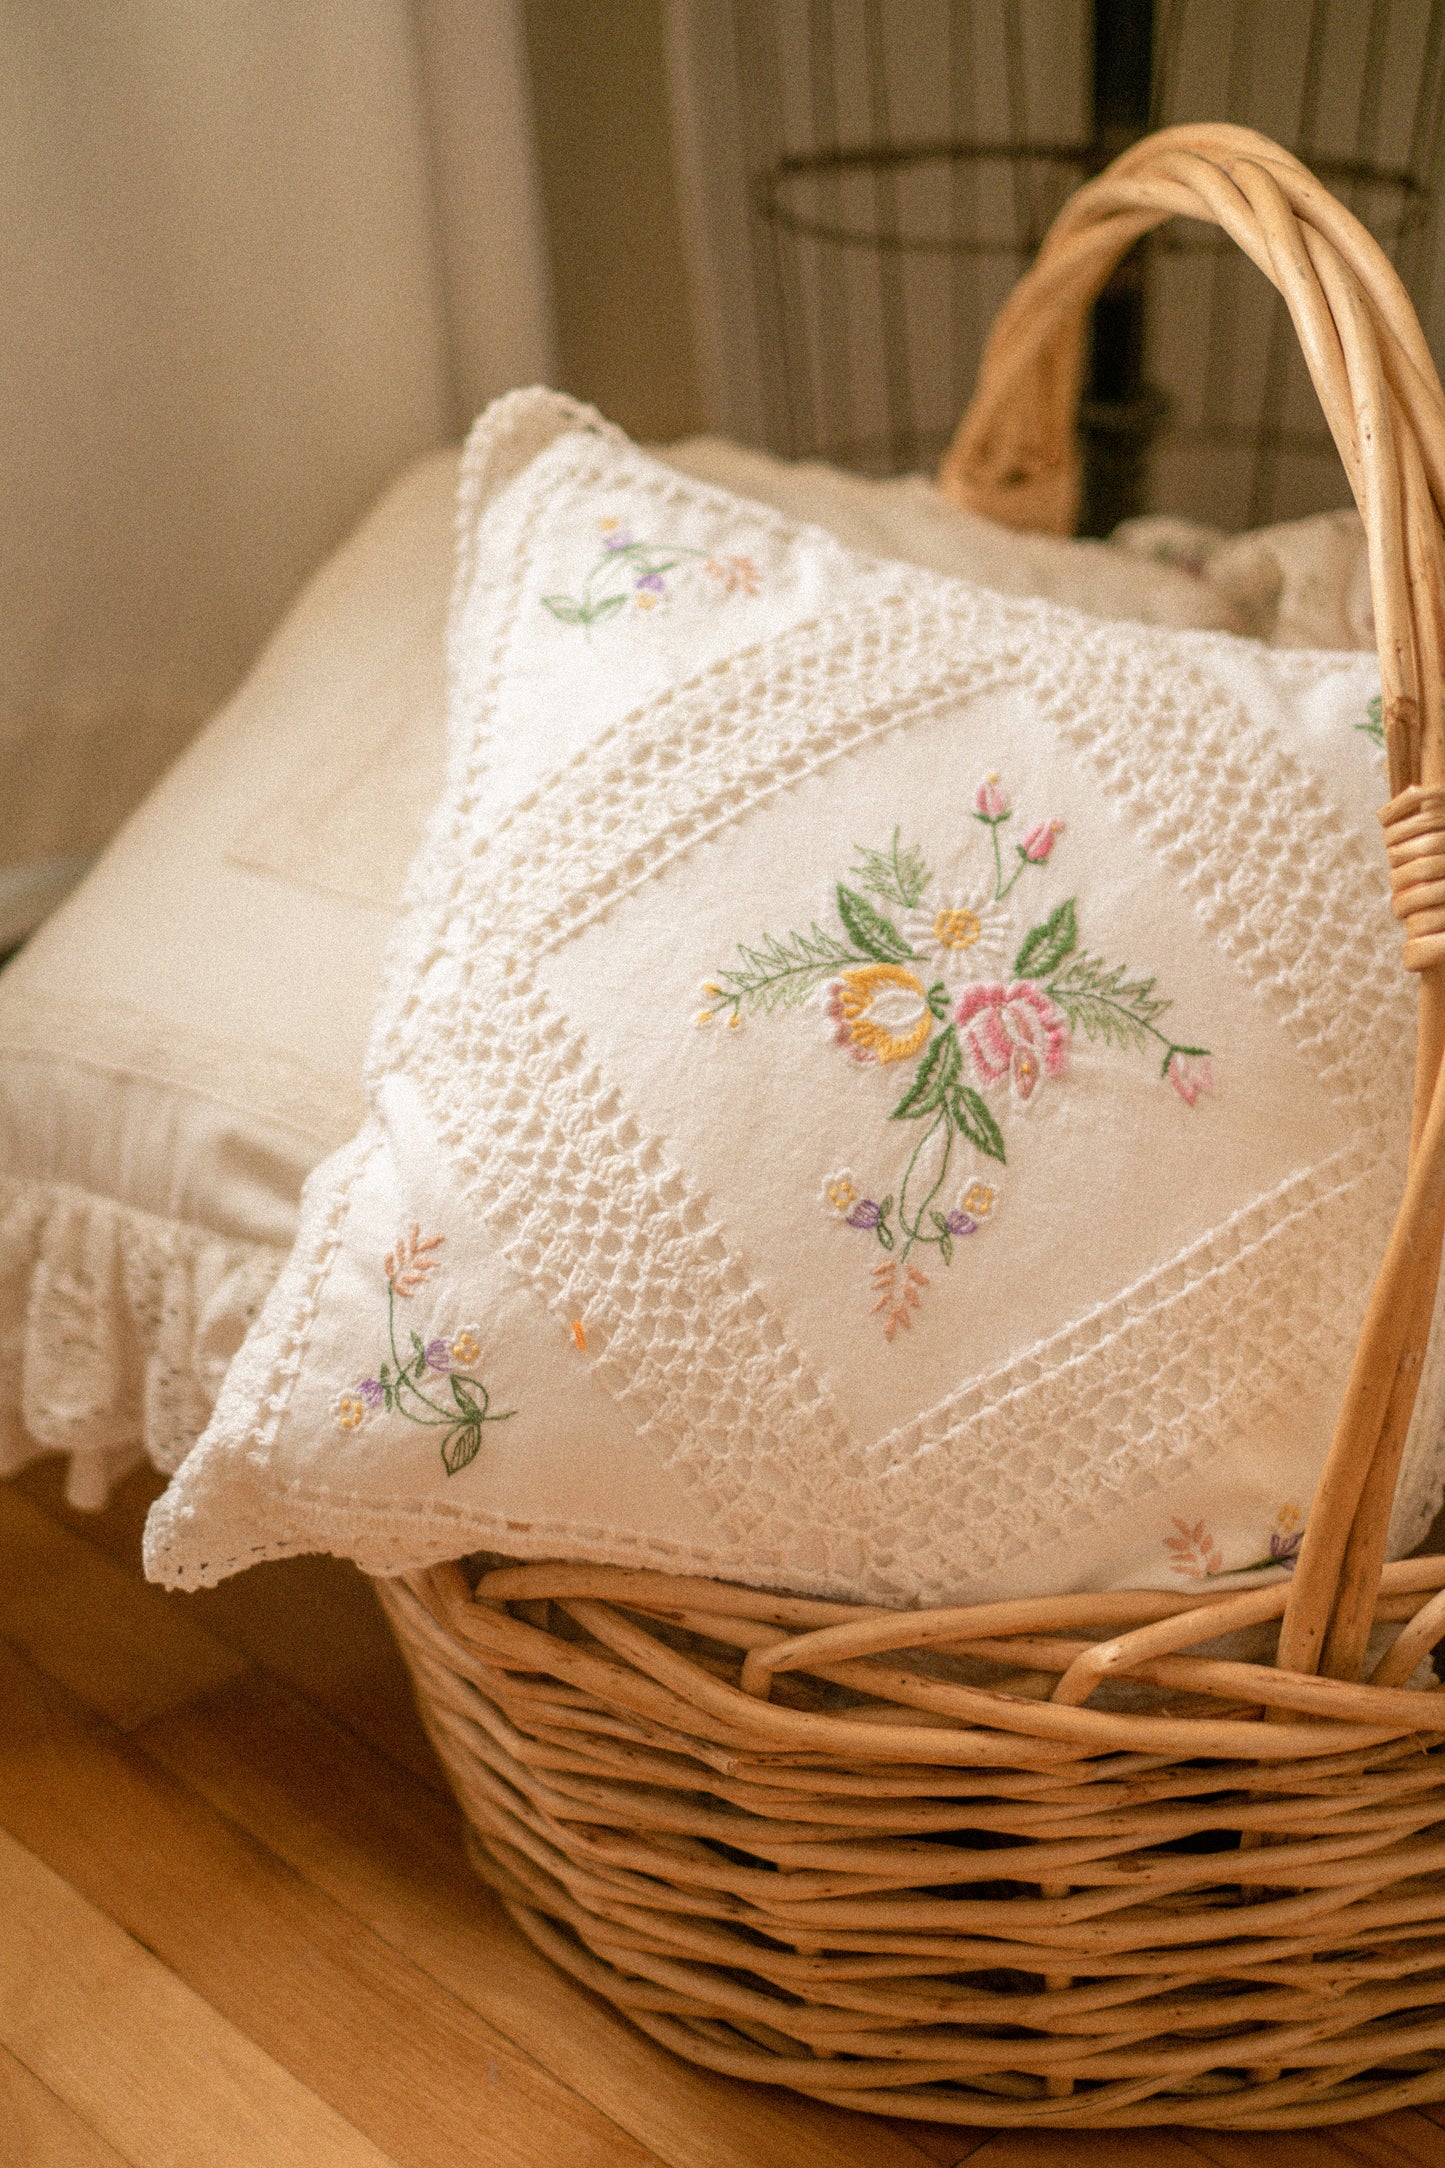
385, 1224, 444, 1298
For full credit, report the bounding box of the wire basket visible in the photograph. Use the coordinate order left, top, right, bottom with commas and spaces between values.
733, 0, 1445, 530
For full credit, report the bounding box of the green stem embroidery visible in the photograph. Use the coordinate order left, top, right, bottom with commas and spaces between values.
542, 531, 759, 634
974, 807, 1050, 902
384, 1285, 455, 1424
375, 1285, 515, 1476
997, 852, 1028, 902
896, 1104, 954, 1261
979, 812, 1009, 900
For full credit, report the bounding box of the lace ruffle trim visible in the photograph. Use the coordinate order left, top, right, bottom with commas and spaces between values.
0, 1175, 282, 1508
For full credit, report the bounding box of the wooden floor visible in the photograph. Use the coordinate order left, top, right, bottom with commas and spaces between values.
4, 1465, 1445, 2168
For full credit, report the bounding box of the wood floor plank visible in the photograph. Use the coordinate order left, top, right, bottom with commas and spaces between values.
1183, 2114, 1445, 2164
886, 2126, 992, 2165
0, 1826, 395, 2168
7, 1461, 439, 1782
0, 1484, 244, 1730
137, 1668, 976, 2168
969, 2134, 1217, 2165
0, 2042, 133, 2168
0, 1644, 660, 2168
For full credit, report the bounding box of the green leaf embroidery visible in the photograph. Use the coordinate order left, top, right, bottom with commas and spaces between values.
952, 1084, 1006, 1164
541, 595, 583, 623
1014, 897, 1078, 979
1047, 951, 1172, 1053
890, 1026, 961, 1120
931, 1211, 954, 1267
875, 1197, 896, 1251
1357, 693, 1385, 747
836, 884, 915, 963
451, 1375, 482, 1419
850, 827, 931, 912
442, 1424, 482, 1475
709, 923, 861, 1016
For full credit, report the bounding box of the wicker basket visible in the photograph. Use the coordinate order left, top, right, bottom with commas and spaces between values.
378, 126, 1445, 2131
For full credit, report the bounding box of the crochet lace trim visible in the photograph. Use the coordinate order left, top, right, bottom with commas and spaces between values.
0, 1175, 281, 1507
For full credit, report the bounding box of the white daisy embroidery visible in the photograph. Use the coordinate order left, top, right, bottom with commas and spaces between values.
901, 886, 1012, 990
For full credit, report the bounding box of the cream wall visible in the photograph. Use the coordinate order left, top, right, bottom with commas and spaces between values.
2, 0, 553, 924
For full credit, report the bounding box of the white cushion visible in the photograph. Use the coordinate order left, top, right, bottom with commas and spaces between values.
0, 431, 1243, 1511
144, 389, 1432, 1611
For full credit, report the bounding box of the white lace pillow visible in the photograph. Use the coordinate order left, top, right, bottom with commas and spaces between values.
145, 388, 1434, 1608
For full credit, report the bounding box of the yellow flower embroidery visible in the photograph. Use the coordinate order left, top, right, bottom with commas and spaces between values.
962, 1180, 996, 1220
828, 964, 932, 1066
933, 905, 982, 950
450, 1328, 481, 1366
826, 1175, 859, 1214
333, 1392, 366, 1432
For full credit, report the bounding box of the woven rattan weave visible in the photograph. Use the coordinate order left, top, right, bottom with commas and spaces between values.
379, 127, 1445, 2129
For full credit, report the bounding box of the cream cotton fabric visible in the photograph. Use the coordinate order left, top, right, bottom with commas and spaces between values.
145, 389, 1435, 1607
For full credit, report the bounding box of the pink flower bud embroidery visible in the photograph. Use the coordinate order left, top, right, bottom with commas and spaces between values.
974, 776, 1010, 820
1019, 818, 1064, 863
1167, 1051, 1215, 1107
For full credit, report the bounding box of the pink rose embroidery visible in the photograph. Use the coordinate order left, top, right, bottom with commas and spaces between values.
956, 980, 1070, 1102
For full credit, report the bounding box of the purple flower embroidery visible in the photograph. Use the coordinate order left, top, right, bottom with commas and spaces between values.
636, 571, 665, 592
425, 1338, 453, 1372
602, 528, 634, 552
359, 1377, 385, 1407
846, 1199, 882, 1229
1270, 1527, 1302, 1569
944, 1209, 978, 1238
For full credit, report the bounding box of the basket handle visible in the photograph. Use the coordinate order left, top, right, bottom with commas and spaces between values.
940, 124, 1445, 1681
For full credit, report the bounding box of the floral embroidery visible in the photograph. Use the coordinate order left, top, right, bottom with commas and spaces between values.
1164, 1502, 1302, 1578
973, 775, 1063, 898
384, 1223, 442, 1296
828, 963, 934, 1065
956, 980, 1069, 1103
702, 775, 1214, 1334
332, 1226, 515, 1475
1357, 693, 1385, 747
542, 516, 760, 631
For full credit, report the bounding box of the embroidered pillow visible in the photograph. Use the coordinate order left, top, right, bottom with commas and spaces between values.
144, 389, 1433, 1608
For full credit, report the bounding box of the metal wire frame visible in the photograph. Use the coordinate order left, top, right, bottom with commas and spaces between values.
735, 0, 1445, 528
